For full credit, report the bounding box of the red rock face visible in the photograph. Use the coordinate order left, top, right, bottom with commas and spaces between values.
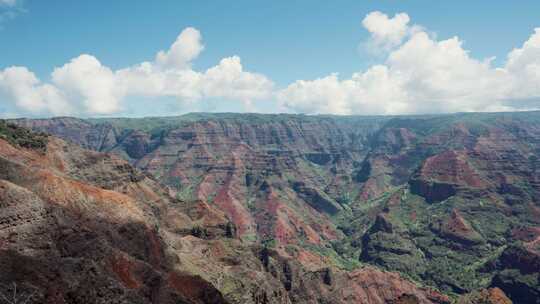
122, 118, 382, 248
343, 268, 450, 304
14, 117, 118, 151
167, 272, 228, 304
419, 150, 488, 188
9, 112, 540, 303
0, 130, 450, 304
512, 226, 540, 252
211, 169, 256, 238
0, 135, 233, 303
408, 149, 492, 203
292, 266, 450, 304
109, 252, 141, 289
458, 288, 512, 304
436, 209, 484, 245
10, 116, 384, 249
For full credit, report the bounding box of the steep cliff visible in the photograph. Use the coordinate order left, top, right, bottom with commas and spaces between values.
0, 121, 450, 304
12, 111, 540, 303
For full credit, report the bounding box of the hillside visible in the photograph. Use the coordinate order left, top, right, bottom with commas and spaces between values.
0, 121, 453, 304
9, 111, 540, 303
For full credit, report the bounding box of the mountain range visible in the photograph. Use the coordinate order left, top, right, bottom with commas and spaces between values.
1, 111, 539, 303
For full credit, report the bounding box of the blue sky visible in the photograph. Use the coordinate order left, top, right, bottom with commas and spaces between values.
1, 1, 540, 117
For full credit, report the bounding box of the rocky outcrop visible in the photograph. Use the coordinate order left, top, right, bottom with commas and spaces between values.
409, 179, 457, 203
409, 150, 488, 203
0, 125, 450, 304
13, 117, 117, 151
360, 212, 427, 275
490, 245, 540, 303
0, 119, 48, 151
294, 266, 451, 304
433, 209, 484, 245
291, 181, 342, 215
10, 112, 540, 301
255, 247, 450, 304
457, 288, 512, 304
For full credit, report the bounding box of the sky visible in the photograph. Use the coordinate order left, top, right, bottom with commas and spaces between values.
1, 0, 540, 118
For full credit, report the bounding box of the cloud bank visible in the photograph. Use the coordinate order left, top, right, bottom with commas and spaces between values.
279, 11, 540, 115
1, 11, 540, 117
0, 27, 273, 116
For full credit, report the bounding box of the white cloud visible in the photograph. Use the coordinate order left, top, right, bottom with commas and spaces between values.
1, 14, 540, 117
117, 61, 203, 100
504, 28, 540, 99
121, 28, 273, 111
0, 27, 273, 116
155, 27, 204, 70
117, 55, 273, 103
362, 11, 421, 52
278, 13, 540, 115
200, 56, 273, 104
0, 67, 71, 115
52, 54, 123, 114
278, 67, 409, 115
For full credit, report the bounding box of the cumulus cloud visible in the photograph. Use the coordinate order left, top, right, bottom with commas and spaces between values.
0, 27, 273, 116
278, 66, 409, 115
52, 55, 122, 114
278, 12, 540, 115
505, 28, 540, 99
155, 27, 204, 69
200, 56, 273, 107
1, 13, 540, 117
362, 11, 409, 49
0, 67, 71, 115
362, 11, 421, 52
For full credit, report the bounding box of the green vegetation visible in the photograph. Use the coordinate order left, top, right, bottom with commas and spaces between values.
0, 120, 48, 151
328, 183, 536, 295
288, 241, 362, 271
176, 175, 204, 201
31, 111, 540, 300
87, 112, 390, 137
87, 111, 540, 300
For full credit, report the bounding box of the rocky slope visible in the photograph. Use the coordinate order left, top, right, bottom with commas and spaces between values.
0, 120, 450, 304
15, 114, 389, 268
12, 111, 540, 303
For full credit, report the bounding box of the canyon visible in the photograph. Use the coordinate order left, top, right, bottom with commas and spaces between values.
2, 111, 540, 303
